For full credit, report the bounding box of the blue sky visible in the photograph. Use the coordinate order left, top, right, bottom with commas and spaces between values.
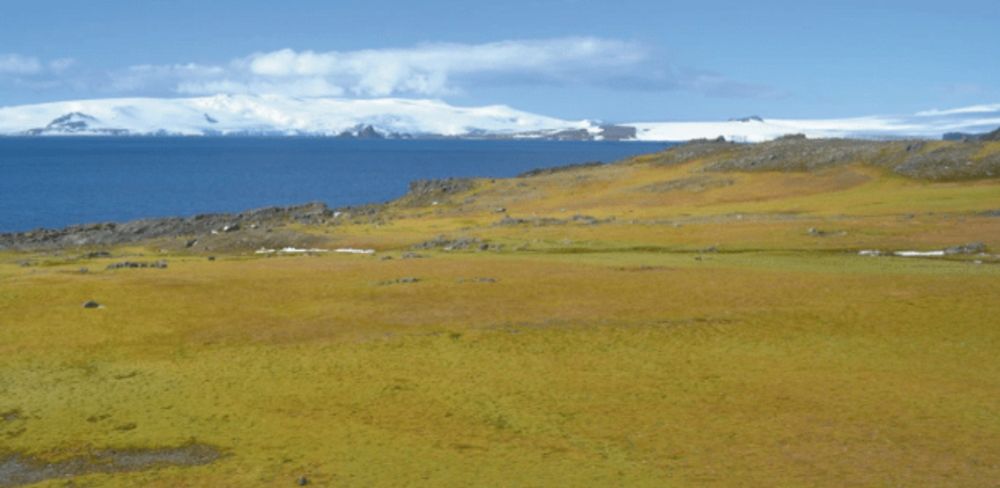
1, 0, 997, 121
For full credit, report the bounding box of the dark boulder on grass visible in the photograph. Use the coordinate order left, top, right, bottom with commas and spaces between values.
944, 242, 987, 255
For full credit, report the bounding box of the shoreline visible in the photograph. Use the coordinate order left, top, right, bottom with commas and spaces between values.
4, 134, 1000, 251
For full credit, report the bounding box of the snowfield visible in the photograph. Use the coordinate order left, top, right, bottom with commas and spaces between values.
0, 95, 997, 141
629, 105, 1000, 142
0, 95, 593, 137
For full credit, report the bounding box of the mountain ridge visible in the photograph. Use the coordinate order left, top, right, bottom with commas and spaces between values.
1, 95, 999, 141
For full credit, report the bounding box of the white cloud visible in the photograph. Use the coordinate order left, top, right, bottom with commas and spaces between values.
203, 38, 649, 97
104, 38, 711, 98
239, 38, 646, 95
0, 54, 77, 76
0, 54, 43, 75
4, 39, 777, 102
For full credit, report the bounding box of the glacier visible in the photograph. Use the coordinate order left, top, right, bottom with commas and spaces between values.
0, 94, 998, 141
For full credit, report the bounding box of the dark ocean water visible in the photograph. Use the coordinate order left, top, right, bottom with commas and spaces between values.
0, 137, 671, 232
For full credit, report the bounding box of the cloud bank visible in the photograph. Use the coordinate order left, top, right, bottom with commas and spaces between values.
1, 38, 780, 103
0, 54, 74, 75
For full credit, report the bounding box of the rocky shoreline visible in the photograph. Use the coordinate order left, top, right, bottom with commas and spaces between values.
0, 177, 475, 252
4, 135, 999, 252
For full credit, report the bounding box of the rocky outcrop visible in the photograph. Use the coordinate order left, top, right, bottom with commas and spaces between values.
647, 136, 1000, 180
397, 178, 476, 207
25, 112, 130, 136
0, 202, 335, 251
518, 161, 604, 177
943, 127, 1000, 142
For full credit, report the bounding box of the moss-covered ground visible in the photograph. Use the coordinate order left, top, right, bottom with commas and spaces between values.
2, 152, 999, 486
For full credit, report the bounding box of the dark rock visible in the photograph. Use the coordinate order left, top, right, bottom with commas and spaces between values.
598, 124, 638, 141
494, 216, 567, 227
730, 115, 765, 123
944, 242, 987, 255
0, 201, 335, 251
297, 476, 310, 486
83, 300, 101, 309
518, 161, 604, 178
412, 236, 484, 251
400, 178, 475, 207
944, 127, 1000, 142
379, 277, 420, 285
106, 260, 168, 270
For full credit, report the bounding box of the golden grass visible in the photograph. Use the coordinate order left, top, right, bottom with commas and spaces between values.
2, 153, 1000, 486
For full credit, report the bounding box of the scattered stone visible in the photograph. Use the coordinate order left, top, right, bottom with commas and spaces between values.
1, 409, 21, 422
379, 277, 420, 285
412, 236, 484, 251
400, 178, 475, 207
494, 207, 507, 213
207, 256, 216, 261
807, 228, 847, 237
185, 239, 198, 248
401, 252, 425, 259
944, 242, 987, 255
79, 267, 89, 274
0, 201, 335, 251
106, 260, 168, 270
83, 251, 111, 259
297, 476, 310, 486
82, 300, 101, 309
458, 277, 497, 283
380, 255, 394, 261
518, 161, 604, 178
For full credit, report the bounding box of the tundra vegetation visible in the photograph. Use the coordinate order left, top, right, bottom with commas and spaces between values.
1, 137, 999, 487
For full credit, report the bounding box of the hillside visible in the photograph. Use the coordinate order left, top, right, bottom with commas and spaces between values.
2, 140, 1000, 486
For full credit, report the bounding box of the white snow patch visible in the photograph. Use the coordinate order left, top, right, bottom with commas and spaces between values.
334, 248, 375, 254
893, 250, 946, 257
255, 247, 331, 254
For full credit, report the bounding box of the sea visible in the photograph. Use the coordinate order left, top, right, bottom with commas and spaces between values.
0, 137, 672, 233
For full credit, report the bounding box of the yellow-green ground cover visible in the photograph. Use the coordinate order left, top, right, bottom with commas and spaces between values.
2, 152, 999, 486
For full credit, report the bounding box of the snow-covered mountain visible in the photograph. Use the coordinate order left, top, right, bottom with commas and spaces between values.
0, 95, 604, 139
0, 94, 998, 141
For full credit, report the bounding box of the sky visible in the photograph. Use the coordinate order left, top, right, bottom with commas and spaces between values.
1, 0, 997, 122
